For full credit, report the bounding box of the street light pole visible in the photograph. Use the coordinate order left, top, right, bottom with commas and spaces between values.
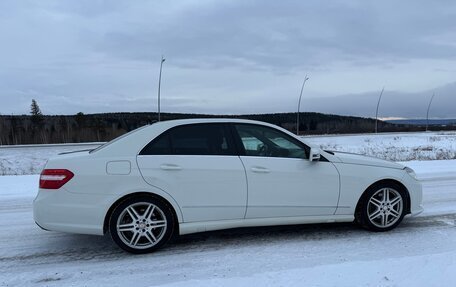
297, 75, 309, 135
157, 55, 166, 122
426, 93, 436, 132
375, 87, 385, 134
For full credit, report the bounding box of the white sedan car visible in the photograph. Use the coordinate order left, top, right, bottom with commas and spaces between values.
34, 119, 423, 253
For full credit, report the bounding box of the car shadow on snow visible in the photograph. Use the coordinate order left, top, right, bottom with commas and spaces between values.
165, 214, 454, 254
17, 222, 363, 264
168, 222, 362, 252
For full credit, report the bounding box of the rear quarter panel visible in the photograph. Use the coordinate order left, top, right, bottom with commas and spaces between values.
44, 154, 184, 223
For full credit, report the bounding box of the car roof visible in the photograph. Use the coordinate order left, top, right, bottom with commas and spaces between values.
91, 117, 321, 157
150, 118, 275, 128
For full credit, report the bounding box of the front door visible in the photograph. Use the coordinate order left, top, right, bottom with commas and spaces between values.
232, 124, 340, 218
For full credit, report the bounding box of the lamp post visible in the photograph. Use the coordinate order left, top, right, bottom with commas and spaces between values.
157, 55, 166, 122
426, 93, 435, 132
375, 87, 385, 133
297, 75, 309, 135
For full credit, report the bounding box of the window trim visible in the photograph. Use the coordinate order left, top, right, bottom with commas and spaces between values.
138, 123, 238, 156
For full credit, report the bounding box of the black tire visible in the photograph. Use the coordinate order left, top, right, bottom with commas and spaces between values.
355, 182, 407, 232
109, 195, 176, 254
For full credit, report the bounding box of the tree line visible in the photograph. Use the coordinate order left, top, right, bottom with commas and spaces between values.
0, 100, 451, 145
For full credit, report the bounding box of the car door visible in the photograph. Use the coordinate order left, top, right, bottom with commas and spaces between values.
232, 124, 340, 218
137, 123, 247, 223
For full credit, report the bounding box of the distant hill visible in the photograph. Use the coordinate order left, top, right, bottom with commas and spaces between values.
387, 119, 456, 126
0, 111, 453, 145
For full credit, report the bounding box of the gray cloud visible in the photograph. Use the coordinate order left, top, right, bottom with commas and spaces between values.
0, 0, 455, 117
88, 0, 456, 69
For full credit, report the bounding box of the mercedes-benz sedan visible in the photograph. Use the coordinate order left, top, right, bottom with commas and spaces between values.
34, 119, 423, 253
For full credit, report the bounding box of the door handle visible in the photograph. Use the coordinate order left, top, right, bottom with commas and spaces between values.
160, 164, 182, 171
251, 166, 270, 173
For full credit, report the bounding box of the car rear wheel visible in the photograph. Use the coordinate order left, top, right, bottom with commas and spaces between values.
109, 195, 175, 253
356, 184, 407, 232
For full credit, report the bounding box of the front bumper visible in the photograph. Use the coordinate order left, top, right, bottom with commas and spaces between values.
401, 172, 424, 216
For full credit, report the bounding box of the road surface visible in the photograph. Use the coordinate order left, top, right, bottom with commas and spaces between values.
0, 160, 455, 286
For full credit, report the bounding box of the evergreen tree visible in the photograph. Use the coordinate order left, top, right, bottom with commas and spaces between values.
30, 99, 43, 124
30, 99, 42, 116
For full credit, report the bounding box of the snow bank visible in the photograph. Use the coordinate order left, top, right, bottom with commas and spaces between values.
305, 131, 456, 162
0, 144, 101, 175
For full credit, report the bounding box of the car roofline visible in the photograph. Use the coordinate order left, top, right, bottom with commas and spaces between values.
149, 118, 290, 130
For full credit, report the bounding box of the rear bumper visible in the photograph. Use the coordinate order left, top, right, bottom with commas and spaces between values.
33, 188, 113, 236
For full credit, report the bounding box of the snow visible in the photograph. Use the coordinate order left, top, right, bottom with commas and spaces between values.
1, 160, 456, 286
306, 131, 456, 161
1, 131, 455, 175
158, 252, 456, 287
0, 143, 101, 175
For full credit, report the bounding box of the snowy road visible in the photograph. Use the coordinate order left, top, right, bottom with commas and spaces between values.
1, 161, 456, 286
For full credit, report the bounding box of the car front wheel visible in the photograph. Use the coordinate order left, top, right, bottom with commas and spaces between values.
356, 184, 407, 232
109, 195, 175, 253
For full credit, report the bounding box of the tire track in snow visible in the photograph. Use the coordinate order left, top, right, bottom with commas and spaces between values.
1, 212, 455, 272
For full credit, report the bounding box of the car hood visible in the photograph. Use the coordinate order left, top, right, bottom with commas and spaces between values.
331, 151, 404, 170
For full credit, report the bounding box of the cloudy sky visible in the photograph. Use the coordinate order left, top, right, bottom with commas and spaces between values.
1, 0, 455, 117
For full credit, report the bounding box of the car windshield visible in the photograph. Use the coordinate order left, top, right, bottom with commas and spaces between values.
89, 125, 149, 153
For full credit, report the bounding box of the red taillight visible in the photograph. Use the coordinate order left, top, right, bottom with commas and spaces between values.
39, 169, 74, 189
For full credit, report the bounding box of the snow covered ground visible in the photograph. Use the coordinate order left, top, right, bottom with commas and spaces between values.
0, 131, 455, 175
1, 160, 456, 286
0, 143, 101, 175
305, 131, 456, 161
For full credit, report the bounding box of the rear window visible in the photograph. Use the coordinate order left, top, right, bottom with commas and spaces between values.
90, 125, 149, 154
140, 124, 235, 156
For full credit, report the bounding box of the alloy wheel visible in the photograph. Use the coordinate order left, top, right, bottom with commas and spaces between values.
116, 202, 168, 249
367, 188, 403, 228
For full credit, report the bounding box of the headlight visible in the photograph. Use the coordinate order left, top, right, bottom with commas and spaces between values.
404, 167, 418, 180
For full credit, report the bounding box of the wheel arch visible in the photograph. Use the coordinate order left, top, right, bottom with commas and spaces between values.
103, 192, 180, 235
355, 179, 411, 216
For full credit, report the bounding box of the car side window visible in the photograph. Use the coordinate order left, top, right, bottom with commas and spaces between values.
142, 133, 171, 155
234, 124, 309, 159
140, 124, 235, 156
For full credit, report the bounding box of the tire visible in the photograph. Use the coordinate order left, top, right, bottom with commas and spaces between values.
109, 195, 176, 254
355, 183, 407, 232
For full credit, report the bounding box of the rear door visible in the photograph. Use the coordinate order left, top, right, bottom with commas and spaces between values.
137, 123, 247, 223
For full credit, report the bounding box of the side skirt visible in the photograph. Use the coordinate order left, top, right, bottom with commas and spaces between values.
179, 215, 354, 235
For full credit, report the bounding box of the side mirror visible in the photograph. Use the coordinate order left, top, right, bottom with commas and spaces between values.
309, 147, 321, 161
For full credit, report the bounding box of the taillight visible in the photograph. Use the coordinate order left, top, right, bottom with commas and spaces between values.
39, 169, 74, 189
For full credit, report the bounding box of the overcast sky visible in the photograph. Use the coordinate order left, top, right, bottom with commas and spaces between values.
1, 0, 455, 117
